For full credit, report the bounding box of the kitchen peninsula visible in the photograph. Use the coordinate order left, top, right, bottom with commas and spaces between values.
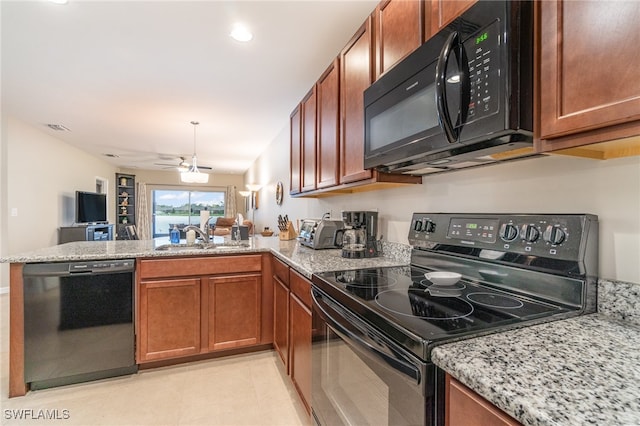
2, 237, 409, 398
4, 238, 640, 425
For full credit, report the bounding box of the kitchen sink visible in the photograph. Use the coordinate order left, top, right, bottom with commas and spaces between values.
155, 241, 250, 251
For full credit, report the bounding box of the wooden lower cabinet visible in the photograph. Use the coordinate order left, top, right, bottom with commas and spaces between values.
208, 273, 261, 351
289, 292, 312, 416
136, 255, 266, 363
273, 275, 290, 369
446, 374, 521, 426
138, 278, 201, 362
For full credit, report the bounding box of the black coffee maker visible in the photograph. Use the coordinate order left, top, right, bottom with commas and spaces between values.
333, 211, 380, 258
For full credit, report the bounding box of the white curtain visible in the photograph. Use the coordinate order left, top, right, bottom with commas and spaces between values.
136, 181, 151, 239
224, 185, 237, 219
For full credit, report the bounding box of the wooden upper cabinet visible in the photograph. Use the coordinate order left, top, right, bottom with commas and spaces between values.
538, 1, 640, 152
341, 17, 374, 184
426, 0, 477, 39
375, 0, 424, 78
301, 87, 317, 192
290, 105, 302, 195
316, 58, 341, 189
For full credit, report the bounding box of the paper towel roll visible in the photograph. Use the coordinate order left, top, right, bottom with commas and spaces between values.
200, 210, 210, 230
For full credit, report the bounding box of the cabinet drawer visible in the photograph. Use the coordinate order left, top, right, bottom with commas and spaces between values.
290, 269, 312, 308
139, 255, 262, 279
272, 256, 290, 286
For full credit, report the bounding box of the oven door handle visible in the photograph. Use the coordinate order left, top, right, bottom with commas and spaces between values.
312, 289, 422, 385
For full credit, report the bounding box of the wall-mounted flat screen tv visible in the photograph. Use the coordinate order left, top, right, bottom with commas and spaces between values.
75, 191, 107, 224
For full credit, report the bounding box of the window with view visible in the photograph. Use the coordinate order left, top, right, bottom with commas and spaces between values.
152, 189, 225, 237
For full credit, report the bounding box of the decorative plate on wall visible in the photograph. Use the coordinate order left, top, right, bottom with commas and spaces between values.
275, 181, 284, 205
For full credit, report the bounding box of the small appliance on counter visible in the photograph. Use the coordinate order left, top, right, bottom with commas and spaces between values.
333, 211, 380, 258
297, 215, 344, 249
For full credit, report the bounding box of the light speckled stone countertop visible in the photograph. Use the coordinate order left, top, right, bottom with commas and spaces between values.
0, 236, 410, 279
432, 313, 640, 425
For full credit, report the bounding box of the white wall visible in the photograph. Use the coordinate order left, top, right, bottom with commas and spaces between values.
246, 125, 640, 284
3, 117, 119, 255
0, 117, 119, 290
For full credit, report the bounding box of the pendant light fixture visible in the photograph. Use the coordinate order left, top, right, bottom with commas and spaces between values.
181, 121, 209, 184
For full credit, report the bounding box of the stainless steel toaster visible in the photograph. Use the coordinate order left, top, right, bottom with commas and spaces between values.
297, 218, 344, 249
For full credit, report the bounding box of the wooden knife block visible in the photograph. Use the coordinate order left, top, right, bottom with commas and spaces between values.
279, 222, 297, 241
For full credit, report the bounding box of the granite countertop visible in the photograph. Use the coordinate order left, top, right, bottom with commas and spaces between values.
0, 236, 411, 279
431, 313, 640, 425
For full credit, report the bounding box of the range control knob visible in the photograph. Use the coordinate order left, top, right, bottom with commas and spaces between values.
521, 224, 540, 242
414, 220, 423, 232
499, 223, 518, 242
422, 219, 436, 233
543, 225, 566, 245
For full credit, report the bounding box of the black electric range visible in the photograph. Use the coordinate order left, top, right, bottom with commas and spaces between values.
311, 213, 598, 426
313, 213, 599, 362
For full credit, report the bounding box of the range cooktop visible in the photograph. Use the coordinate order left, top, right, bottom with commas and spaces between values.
313, 265, 572, 360
312, 213, 599, 361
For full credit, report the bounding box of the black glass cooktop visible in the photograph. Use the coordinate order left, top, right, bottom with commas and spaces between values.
312, 266, 572, 361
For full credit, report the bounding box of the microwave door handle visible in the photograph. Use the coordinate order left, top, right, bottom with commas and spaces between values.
435, 31, 460, 144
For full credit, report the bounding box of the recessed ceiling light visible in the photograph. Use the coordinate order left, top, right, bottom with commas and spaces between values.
230, 23, 253, 42
48, 0, 69, 4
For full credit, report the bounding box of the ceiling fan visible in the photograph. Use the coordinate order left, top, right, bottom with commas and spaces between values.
154, 156, 212, 172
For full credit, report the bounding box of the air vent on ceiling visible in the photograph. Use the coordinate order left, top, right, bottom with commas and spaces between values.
46, 124, 70, 131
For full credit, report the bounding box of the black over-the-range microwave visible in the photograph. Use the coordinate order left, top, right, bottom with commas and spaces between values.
364, 0, 534, 175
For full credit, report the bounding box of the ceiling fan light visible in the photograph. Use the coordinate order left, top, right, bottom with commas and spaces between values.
180, 121, 210, 184
181, 169, 209, 183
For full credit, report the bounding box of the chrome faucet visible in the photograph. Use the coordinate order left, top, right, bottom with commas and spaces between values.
183, 225, 209, 243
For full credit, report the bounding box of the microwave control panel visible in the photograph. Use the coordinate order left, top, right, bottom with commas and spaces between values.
408, 213, 598, 262
465, 20, 501, 124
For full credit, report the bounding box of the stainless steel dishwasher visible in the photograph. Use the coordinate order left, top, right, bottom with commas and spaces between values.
23, 259, 137, 390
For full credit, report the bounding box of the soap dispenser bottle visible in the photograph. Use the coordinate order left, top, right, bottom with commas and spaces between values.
170, 225, 180, 244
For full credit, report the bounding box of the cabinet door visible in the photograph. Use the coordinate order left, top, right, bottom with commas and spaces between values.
301, 87, 318, 192
316, 58, 341, 189
375, 0, 424, 78
426, 0, 477, 39
341, 17, 374, 184
207, 274, 261, 351
446, 375, 521, 426
273, 275, 290, 370
290, 292, 312, 415
290, 105, 302, 195
539, 1, 640, 144
138, 278, 201, 362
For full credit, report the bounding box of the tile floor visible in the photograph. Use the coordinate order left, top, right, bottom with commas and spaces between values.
1, 294, 310, 425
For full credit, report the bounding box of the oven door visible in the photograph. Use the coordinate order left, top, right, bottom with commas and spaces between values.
312, 287, 433, 426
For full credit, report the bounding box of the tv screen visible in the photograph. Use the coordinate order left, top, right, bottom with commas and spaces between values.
76, 191, 107, 224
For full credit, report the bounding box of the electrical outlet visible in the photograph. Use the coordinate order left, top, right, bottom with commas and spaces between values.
10, 208, 18, 217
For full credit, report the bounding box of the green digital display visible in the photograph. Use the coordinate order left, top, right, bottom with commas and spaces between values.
466, 223, 478, 229
476, 32, 488, 45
